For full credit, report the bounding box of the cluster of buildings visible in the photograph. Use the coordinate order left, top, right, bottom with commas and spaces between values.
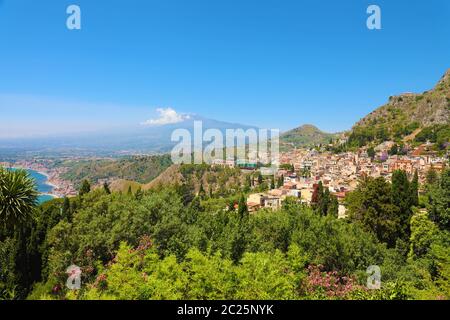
245, 171, 348, 218
280, 142, 447, 187
0, 159, 77, 197
215, 142, 448, 218
2, 140, 447, 205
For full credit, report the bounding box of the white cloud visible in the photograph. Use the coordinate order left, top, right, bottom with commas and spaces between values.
141, 108, 190, 126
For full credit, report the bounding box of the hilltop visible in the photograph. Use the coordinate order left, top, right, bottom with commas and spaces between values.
280, 124, 338, 149
108, 163, 251, 198
348, 69, 450, 148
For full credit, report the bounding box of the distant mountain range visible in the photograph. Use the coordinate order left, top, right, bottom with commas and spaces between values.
0, 115, 259, 156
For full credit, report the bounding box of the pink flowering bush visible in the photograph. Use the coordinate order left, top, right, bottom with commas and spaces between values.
304, 265, 366, 299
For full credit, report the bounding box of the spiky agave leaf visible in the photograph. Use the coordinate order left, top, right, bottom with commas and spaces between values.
0, 168, 38, 228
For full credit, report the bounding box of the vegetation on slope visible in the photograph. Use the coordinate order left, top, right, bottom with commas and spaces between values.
109, 163, 272, 197
1, 165, 449, 300
280, 124, 338, 149
60, 154, 172, 187
347, 70, 450, 148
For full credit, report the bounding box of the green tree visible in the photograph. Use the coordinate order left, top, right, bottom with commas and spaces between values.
367, 147, 375, 160
312, 182, 334, 217
311, 181, 323, 207
428, 169, 450, 231
408, 212, 438, 260
237, 194, 248, 220
410, 170, 419, 207
227, 199, 236, 212
61, 197, 71, 221
0, 168, 38, 228
135, 187, 144, 200
244, 175, 252, 192
208, 186, 213, 198
234, 251, 297, 299
277, 175, 284, 188
392, 170, 413, 239
230, 195, 250, 263
300, 168, 311, 178
347, 177, 401, 246
176, 182, 194, 206
426, 168, 438, 185
389, 144, 399, 156
0, 168, 39, 299
103, 182, 111, 194
198, 183, 205, 198
257, 172, 263, 185
270, 176, 276, 190
319, 188, 330, 216
79, 179, 91, 196
187, 196, 204, 222
327, 194, 339, 218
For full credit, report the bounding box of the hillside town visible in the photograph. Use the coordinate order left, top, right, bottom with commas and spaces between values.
1, 140, 448, 210
212, 141, 449, 218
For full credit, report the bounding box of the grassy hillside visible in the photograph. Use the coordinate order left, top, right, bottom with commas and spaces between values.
280, 124, 338, 149
108, 163, 265, 198
348, 69, 450, 148
61, 154, 172, 187
146, 164, 250, 196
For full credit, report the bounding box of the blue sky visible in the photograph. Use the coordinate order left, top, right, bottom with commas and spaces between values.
0, 0, 449, 138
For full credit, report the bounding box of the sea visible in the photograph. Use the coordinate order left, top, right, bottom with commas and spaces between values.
8, 168, 55, 204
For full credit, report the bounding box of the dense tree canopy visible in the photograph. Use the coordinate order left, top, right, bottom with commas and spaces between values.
1, 166, 449, 300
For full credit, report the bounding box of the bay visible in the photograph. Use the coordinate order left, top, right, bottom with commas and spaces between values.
8, 168, 55, 204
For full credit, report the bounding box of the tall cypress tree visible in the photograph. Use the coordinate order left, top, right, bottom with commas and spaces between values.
391, 170, 412, 239
257, 172, 263, 185
135, 187, 144, 200
198, 182, 205, 198
277, 174, 284, 188
245, 175, 252, 190
327, 194, 339, 218
426, 167, 438, 184
238, 194, 248, 219
62, 197, 71, 221
208, 186, 213, 198
232, 194, 250, 264
410, 170, 419, 207
176, 182, 194, 206
321, 188, 330, 216
103, 182, 111, 194
315, 181, 324, 209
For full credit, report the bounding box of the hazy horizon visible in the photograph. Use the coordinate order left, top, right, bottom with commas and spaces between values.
1, 0, 449, 138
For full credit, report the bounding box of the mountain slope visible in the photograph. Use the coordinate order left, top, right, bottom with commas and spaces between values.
348, 69, 450, 147
108, 164, 249, 198
61, 154, 173, 187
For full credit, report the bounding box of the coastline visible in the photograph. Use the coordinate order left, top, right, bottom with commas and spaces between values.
10, 166, 61, 199
40, 193, 57, 199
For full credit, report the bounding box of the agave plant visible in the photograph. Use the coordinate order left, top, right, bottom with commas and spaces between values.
0, 168, 38, 228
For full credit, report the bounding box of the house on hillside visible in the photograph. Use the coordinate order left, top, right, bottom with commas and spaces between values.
247, 192, 282, 212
